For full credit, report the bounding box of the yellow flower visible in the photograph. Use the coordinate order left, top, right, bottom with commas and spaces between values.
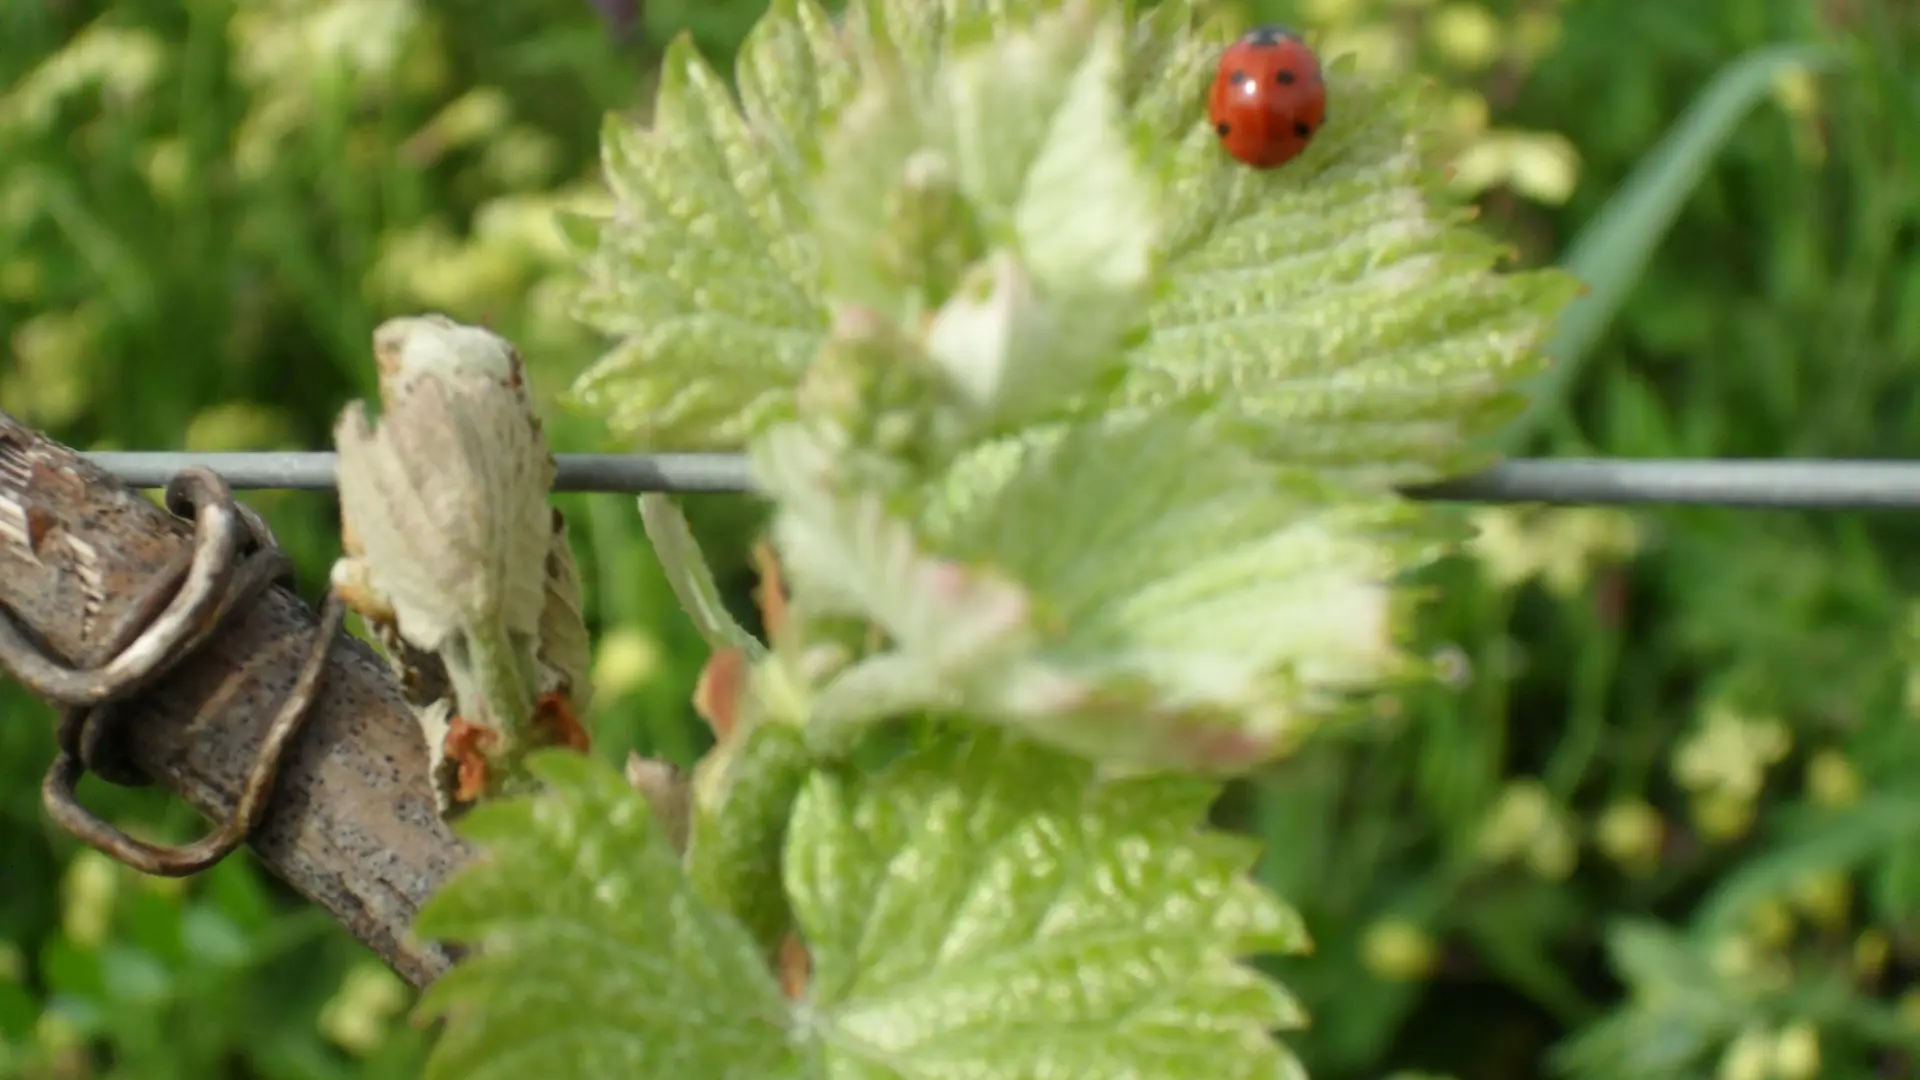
1475, 779, 1579, 878
1510, 10, 1563, 65
1805, 749, 1861, 809
1594, 798, 1664, 878
1466, 507, 1541, 589
230, 0, 422, 95
185, 402, 297, 452
1, 22, 166, 134
1320, 24, 1411, 74
1854, 928, 1890, 979
592, 625, 662, 700
60, 851, 119, 947
1691, 790, 1757, 842
1771, 1020, 1820, 1080
1718, 1026, 1770, 1080
1673, 704, 1790, 801
1362, 920, 1439, 982
1745, 898, 1794, 949
1428, 4, 1503, 71
318, 961, 410, 1055
1898, 988, 1920, 1030
1788, 871, 1851, 933
1467, 507, 1639, 594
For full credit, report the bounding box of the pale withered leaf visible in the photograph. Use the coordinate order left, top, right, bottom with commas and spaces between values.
335, 315, 554, 653
536, 509, 595, 715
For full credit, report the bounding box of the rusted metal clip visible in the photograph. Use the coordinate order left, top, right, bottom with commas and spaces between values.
0, 467, 345, 876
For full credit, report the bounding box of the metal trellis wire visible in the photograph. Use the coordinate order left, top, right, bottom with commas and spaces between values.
78, 452, 1920, 510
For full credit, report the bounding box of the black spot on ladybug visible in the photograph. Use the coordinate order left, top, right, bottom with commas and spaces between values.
1294, 121, 1312, 137
1231, 69, 1250, 86
1216, 122, 1230, 136
1276, 69, 1296, 85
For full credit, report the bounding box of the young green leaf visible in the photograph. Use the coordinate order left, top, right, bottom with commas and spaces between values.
1119, 58, 1582, 485
571, 0, 1577, 490
413, 752, 813, 1080
787, 728, 1311, 1078
1549, 921, 1748, 1080
568, 13, 847, 447
687, 721, 816, 961
638, 493, 770, 661
759, 415, 1433, 772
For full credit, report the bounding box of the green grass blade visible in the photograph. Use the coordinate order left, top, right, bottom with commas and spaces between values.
1504, 43, 1846, 451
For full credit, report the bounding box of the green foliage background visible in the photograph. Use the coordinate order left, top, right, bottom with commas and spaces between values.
1, 0, 1917, 1078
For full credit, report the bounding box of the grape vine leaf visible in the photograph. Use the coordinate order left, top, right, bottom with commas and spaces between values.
757, 413, 1438, 771
788, 727, 1312, 1078
413, 736, 1312, 1079
566, 0, 1577, 486
412, 752, 813, 1080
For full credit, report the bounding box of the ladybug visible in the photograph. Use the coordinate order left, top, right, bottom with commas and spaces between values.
1208, 26, 1327, 170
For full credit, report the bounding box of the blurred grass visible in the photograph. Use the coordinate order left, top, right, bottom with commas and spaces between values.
3, 0, 1920, 1078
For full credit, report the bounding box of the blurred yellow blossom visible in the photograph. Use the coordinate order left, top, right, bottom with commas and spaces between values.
229, 0, 421, 95
482, 128, 567, 191
592, 625, 663, 701
1, 21, 167, 134
1804, 748, 1861, 809
1468, 507, 1641, 596
1788, 870, 1851, 932
1302, 0, 1364, 27
473, 194, 577, 265
1593, 798, 1664, 878
1709, 933, 1791, 995
0, 258, 44, 303
1744, 898, 1794, 949
1474, 778, 1579, 879
3, 306, 101, 428
186, 402, 298, 453
1428, 4, 1503, 71
1771, 1020, 1820, 1080
140, 138, 191, 203
402, 86, 514, 164
1691, 789, 1757, 842
1769, 67, 1820, 120
1898, 988, 1920, 1030
1718, 1026, 1771, 1080
1452, 130, 1582, 205
1321, 24, 1410, 74
318, 960, 410, 1055
1362, 919, 1440, 981
1854, 928, 1891, 979
33, 1011, 84, 1058
1674, 703, 1790, 802
363, 220, 522, 314
60, 851, 119, 947
1509, 10, 1564, 65
1442, 90, 1491, 141
398, 14, 453, 97
1507, 131, 1581, 204
231, 95, 306, 183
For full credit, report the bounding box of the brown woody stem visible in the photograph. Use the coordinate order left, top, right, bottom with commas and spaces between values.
0, 409, 467, 988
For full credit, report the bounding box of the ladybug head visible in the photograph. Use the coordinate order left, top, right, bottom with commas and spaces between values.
1245, 25, 1301, 46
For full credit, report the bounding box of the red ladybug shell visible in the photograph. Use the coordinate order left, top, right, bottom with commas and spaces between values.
1208, 26, 1327, 170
